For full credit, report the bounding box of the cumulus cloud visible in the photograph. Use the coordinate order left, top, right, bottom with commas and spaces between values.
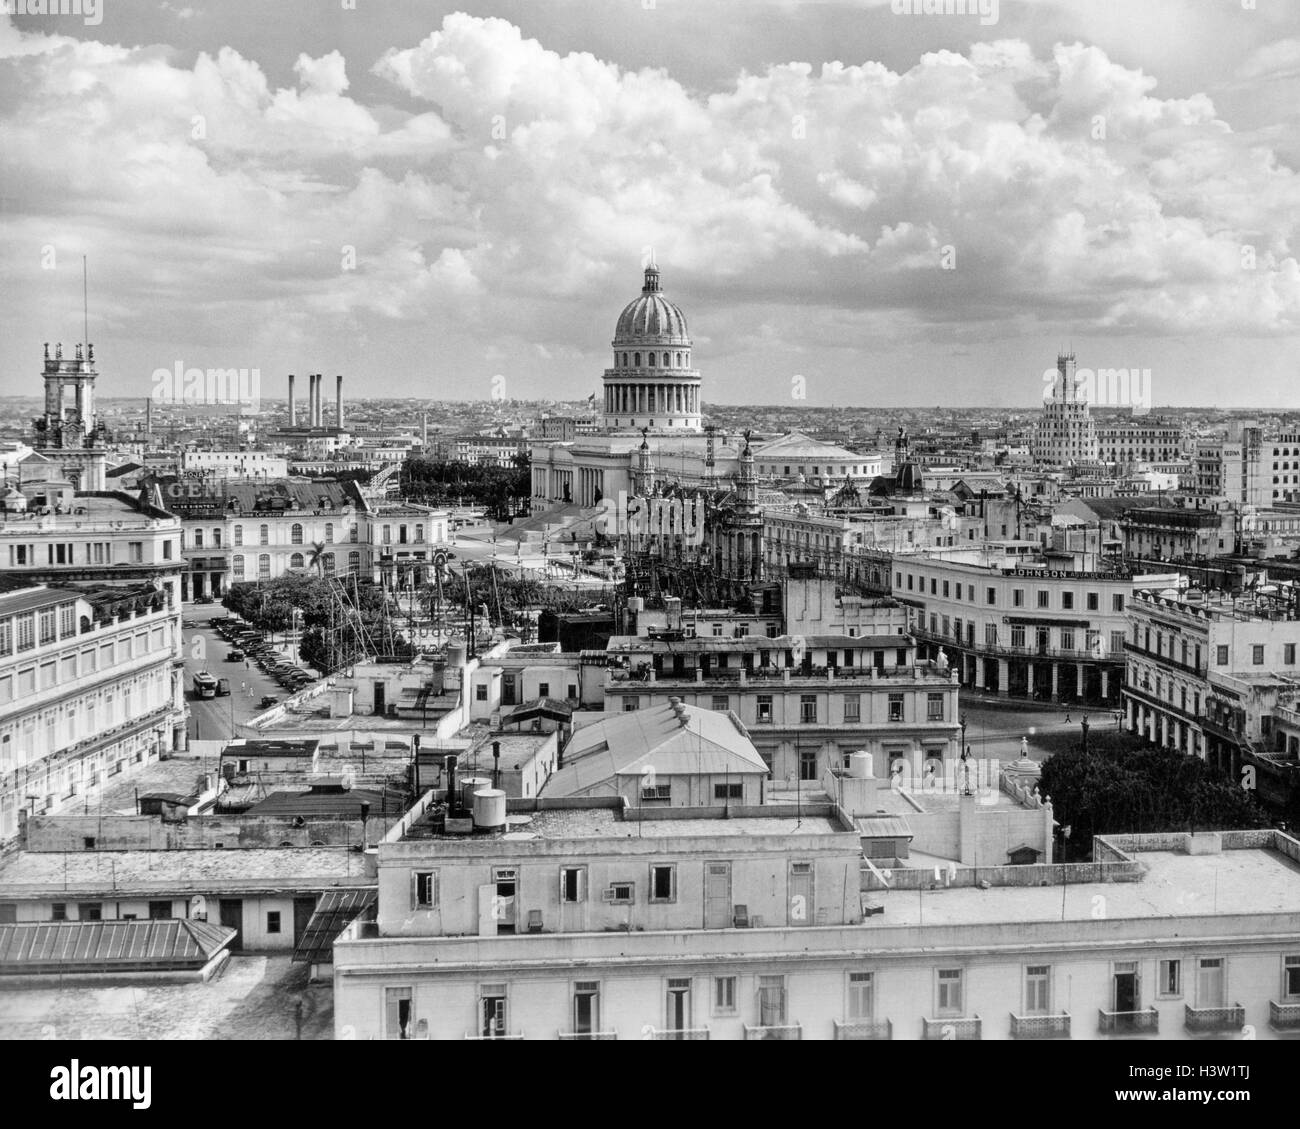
1, 9, 1298, 401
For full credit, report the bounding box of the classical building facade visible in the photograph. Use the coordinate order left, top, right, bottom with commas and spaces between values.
0, 583, 187, 845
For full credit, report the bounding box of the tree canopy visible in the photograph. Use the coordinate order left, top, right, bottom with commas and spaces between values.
1038, 737, 1270, 855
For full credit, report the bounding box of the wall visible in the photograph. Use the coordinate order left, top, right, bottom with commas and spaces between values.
23, 813, 395, 851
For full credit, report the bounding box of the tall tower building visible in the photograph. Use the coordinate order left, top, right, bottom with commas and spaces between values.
31, 341, 108, 490
601, 263, 703, 433
1032, 351, 1098, 466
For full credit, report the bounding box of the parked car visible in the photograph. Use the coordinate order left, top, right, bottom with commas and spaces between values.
226, 649, 245, 662
215, 678, 231, 696
259, 695, 278, 708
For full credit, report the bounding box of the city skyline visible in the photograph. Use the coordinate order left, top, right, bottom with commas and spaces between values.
2, 2, 1300, 408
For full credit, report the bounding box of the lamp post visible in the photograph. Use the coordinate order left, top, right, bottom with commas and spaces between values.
1080, 714, 1090, 756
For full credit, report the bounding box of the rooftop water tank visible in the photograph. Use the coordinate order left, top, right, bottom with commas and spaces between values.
848, 751, 874, 779
473, 788, 507, 830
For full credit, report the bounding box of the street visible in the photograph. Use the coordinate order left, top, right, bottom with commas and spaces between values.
956, 698, 1126, 763
180, 606, 309, 742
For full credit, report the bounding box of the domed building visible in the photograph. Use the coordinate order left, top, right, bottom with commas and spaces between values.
601, 262, 702, 432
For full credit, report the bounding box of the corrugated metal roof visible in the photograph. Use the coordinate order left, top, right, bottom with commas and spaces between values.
857, 816, 913, 839
292, 888, 376, 965
0, 919, 235, 974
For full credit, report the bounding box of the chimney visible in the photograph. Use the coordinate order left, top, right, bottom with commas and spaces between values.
444, 754, 458, 810
312, 373, 321, 428
492, 740, 501, 789
288, 373, 296, 427
336, 373, 343, 430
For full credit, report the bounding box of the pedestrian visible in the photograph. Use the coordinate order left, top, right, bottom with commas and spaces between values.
245, 659, 251, 670
1065, 711, 1071, 724
241, 681, 247, 694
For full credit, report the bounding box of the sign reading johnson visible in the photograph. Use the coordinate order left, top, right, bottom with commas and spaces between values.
593, 491, 705, 545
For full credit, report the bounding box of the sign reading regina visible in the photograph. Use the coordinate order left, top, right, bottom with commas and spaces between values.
593, 490, 705, 545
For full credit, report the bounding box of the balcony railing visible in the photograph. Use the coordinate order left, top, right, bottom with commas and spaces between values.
463, 1031, 524, 1040
557, 1030, 618, 1041
743, 1023, 803, 1041
1184, 1004, 1245, 1034
1010, 1013, 1071, 1039
922, 1016, 981, 1040
1269, 1000, 1300, 1032
648, 1027, 710, 1040
1098, 1007, 1159, 1035
833, 1019, 893, 1040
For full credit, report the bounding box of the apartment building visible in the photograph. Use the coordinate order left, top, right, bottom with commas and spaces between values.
332, 805, 1300, 1040
0, 584, 187, 844
180, 449, 289, 480
1095, 419, 1189, 467
1120, 505, 1235, 561
890, 547, 1162, 705
0, 482, 183, 608
1124, 587, 1300, 766
600, 632, 960, 784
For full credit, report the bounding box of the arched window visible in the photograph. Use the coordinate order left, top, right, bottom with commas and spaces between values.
649, 352, 656, 367
232, 555, 245, 578
259, 524, 269, 546
676, 352, 683, 366
324, 522, 334, 544
415, 524, 424, 542
212, 528, 222, 548
291, 523, 304, 545
233, 525, 243, 546
349, 524, 358, 543
290, 552, 305, 569
634, 352, 641, 367
193, 529, 204, 548
348, 550, 361, 573
323, 553, 336, 576
258, 554, 271, 579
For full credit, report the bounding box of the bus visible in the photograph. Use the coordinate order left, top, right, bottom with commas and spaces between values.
192, 672, 218, 699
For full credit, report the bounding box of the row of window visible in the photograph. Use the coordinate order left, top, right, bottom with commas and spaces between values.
616, 351, 688, 369
385, 955, 1300, 1039
618, 691, 943, 726
8, 541, 153, 567
899, 573, 1124, 613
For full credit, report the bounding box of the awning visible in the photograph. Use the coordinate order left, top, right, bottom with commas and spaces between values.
292, 888, 377, 965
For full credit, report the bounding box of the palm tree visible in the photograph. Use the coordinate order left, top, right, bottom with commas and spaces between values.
306, 540, 326, 577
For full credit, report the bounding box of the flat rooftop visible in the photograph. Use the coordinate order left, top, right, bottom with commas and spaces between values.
0, 848, 374, 898
875, 844, 1300, 926
402, 805, 848, 842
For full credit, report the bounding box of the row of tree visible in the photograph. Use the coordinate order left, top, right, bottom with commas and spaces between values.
222, 574, 412, 673
400, 456, 530, 519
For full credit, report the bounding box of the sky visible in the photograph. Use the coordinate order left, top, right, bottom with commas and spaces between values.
2, 0, 1300, 409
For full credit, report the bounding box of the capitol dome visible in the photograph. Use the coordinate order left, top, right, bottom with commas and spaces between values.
614, 263, 691, 345
600, 262, 703, 434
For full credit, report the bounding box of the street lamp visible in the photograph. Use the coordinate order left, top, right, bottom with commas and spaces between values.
1080, 714, 1090, 756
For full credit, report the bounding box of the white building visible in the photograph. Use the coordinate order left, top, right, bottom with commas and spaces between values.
0, 584, 187, 844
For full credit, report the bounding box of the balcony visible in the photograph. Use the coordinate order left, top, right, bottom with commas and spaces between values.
463, 1031, 524, 1040
1268, 1000, 1300, 1032
557, 1030, 618, 1041
743, 1023, 803, 1040
1010, 1013, 1071, 1039
648, 1028, 710, 1040
1098, 1007, 1159, 1035
922, 1016, 981, 1040
833, 1019, 893, 1040
1184, 1004, 1245, 1034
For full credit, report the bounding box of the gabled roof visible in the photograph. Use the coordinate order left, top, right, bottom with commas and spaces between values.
544, 700, 767, 798
503, 697, 573, 724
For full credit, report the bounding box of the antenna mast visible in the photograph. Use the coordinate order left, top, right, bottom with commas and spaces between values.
83, 255, 89, 348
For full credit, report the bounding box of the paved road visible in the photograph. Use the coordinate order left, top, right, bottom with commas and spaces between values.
179, 605, 307, 741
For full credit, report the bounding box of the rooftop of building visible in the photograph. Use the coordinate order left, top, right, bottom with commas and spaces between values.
397, 797, 851, 844
874, 835, 1300, 925
0, 490, 174, 527
0, 846, 375, 898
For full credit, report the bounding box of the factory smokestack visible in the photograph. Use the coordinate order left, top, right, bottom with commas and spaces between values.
336, 373, 343, 430
312, 373, 321, 428
288, 373, 296, 427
